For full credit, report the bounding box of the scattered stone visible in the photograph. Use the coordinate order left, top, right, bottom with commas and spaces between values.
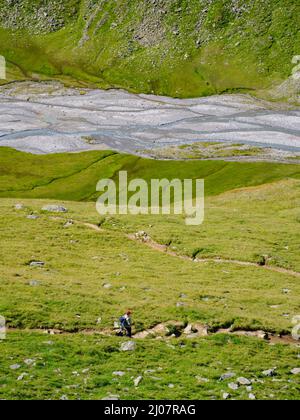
103, 283, 112, 289
14, 204, 25, 210
282, 288, 291, 294
17, 373, 28, 381
24, 359, 36, 366
134, 376, 143, 387
247, 386, 253, 392
135, 231, 151, 242
223, 393, 231, 400
228, 383, 239, 391
249, 393, 256, 400
196, 376, 209, 383
42, 205, 68, 213
183, 324, 193, 335
237, 377, 252, 386
10, 364, 21, 370
28, 280, 41, 287
43, 340, 54, 346
176, 302, 185, 308
220, 372, 236, 381
96, 317, 102, 325
29, 261, 45, 268
102, 395, 119, 400
27, 214, 39, 220
113, 371, 126, 377
63, 220, 74, 228
60, 395, 69, 401
120, 341, 136, 352
82, 368, 90, 374
291, 368, 300, 375
168, 383, 175, 388
262, 368, 276, 377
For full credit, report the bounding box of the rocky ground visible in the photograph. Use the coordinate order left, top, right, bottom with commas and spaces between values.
0, 81, 299, 157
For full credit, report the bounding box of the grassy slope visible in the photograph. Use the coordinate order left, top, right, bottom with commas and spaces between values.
0, 0, 300, 97
0, 147, 300, 201
1, 180, 300, 333
0, 149, 299, 399
0, 185, 300, 400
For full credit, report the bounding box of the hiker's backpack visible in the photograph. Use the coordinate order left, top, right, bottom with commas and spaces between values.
119, 316, 126, 327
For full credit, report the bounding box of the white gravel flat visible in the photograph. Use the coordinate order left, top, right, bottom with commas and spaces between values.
0, 81, 299, 155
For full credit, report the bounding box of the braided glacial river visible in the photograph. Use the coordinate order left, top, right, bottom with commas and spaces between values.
0, 81, 299, 155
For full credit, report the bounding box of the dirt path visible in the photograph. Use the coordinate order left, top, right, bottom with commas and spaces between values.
7, 322, 298, 346
128, 235, 300, 278
54, 217, 300, 278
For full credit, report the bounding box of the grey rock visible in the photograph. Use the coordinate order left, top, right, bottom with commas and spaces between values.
237, 377, 252, 386
17, 373, 28, 381
29, 280, 40, 286
63, 220, 74, 228
24, 359, 36, 366
42, 205, 68, 213
14, 204, 25, 210
249, 393, 256, 400
228, 383, 239, 391
113, 371, 126, 377
223, 392, 231, 400
120, 341, 136, 352
134, 376, 143, 387
29, 261, 45, 267
27, 214, 39, 220
220, 372, 236, 381
10, 364, 21, 370
262, 368, 276, 377
291, 368, 300, 375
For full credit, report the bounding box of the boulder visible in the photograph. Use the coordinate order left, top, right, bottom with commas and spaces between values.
120, 341, 136, 351
42, 205, 68, 213
228, 383, 239, 391
220, 372, 236, 381
134, 376, 143, 387
262, 368, 276, 377
237, 377, 252, 386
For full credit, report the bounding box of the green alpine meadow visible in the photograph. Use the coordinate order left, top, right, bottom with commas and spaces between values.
0, 0, 299, 402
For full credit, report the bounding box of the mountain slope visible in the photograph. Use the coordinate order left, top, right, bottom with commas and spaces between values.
0, 0, 300, 99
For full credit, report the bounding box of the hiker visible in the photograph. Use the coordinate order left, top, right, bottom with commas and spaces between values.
119, 310, 133, 337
